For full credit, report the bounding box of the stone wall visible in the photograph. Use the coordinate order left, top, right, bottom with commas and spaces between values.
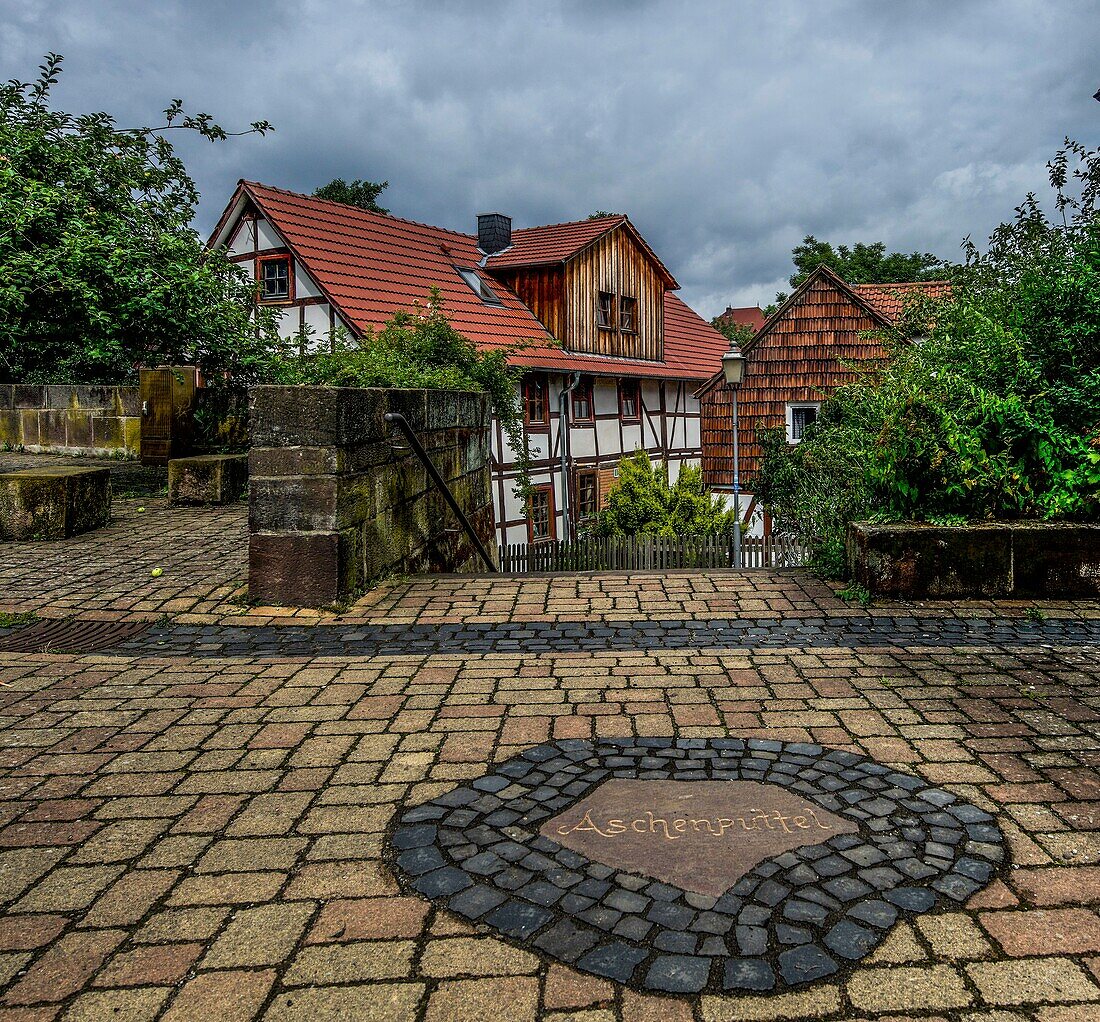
847, 521, 1100, 598
0, 385, 141, 458
248, 386, 495, 607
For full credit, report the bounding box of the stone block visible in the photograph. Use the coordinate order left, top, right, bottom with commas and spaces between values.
249, 476, 338, 532
65, 410, 93, 448
0, 410, 23, 448
249, 447, 340, 479
848, 521, 1100, 598
169, 454, 249, 507
0, 466, 111, 540
1013, 523, 1100, 597
250, 387, 387, 447
847, 523, 1013, 598
11, 385, 45, 410
249, 531, 357, 608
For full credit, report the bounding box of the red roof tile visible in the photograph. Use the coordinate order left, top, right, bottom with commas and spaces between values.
714, 306, 766, 333
486, 216, 678, 286
213, 182, 722, 380
853, 281, 952, 321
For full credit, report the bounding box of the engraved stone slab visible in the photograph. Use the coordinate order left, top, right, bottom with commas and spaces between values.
542, 779, 859, 897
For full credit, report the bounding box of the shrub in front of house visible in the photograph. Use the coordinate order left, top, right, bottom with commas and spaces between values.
755, 140, 1100, 577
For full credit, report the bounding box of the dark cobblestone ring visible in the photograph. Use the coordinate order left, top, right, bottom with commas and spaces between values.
387, 738, 1006, 995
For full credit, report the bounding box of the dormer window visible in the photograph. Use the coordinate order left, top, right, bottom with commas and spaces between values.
258, 255, 292, 302
619, 295, 637, 333
596, 291, 614, 329
456, 266, 503, 306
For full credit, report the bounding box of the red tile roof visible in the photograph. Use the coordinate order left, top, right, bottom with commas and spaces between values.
853, 281, 952, 321
714, 305, 766, 333
485, 216, 677, 286
212, 181, 723, 381
487, 216, 625, 267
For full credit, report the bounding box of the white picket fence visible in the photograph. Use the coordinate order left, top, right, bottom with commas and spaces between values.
497, 532, 809, 574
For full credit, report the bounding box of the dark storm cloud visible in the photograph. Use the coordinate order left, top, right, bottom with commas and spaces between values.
5, 0, 1098, 315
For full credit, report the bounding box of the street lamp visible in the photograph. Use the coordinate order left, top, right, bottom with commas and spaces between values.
721, 342, 746, 568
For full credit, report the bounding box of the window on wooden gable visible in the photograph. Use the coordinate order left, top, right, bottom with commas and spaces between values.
456, 267, 503, 306
618, 379, 641, 422
571, 377, 594, 423
596, 291, 615, 329
576, 471, 599, 522
619, 295, 637, 333
787, 402, 820, 443
524, 375, 549, 427
258, 255, 292, 301
528, 485, 555, 542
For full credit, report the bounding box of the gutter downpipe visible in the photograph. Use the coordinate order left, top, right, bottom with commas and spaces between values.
383, 411, 497, 573
558, 373, 582, 539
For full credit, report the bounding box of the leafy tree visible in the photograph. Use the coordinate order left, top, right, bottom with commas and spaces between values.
771, 236, 951, 306
587, 210, 624, 219
313, 177, 389, 213
0, 53, 283, 385
756, 140, 1100, 576
710, 317, 756, 346
596, 451, 735, 537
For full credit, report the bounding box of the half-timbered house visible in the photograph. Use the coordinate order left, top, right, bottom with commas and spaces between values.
697, 265, 950, 533
208, 181, 728, 546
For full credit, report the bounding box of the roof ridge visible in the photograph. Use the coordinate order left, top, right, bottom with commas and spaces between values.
853, 280, 952, 289
510, 214, 627, 233
240, 180, 479, 244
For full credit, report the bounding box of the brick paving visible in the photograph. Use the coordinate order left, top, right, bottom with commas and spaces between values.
1, 454, 1100, 1019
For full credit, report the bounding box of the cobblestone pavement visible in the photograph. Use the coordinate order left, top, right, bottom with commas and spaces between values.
3, 453, 1100, 1020
3, 600, 1100, 1021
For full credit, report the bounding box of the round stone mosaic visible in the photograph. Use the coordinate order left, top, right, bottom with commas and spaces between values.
386, 738, 1006, 995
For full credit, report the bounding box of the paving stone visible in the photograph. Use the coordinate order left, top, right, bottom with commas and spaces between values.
980, 908, 1100, 956
423, 977, 537, 1022
419, 937, 540, 977
201, 902, 314, 968
777, 943, 839, 984
967, 957, 1100, 1005
59, 987, 170, 1022
642, 954, 710, 993
575, 942, 649, 983
265, 982, 425, 1022
847, 964, 973, 1012
282, 940, 416, 985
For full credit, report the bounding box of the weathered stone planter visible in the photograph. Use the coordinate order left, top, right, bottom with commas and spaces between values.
248, 387, 495, 607
168, 454, 248, 506
0, 466, 111, 540
847, 521, 1100, 598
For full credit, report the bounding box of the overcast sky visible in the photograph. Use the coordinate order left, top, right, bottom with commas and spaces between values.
6, 1, 1099, 316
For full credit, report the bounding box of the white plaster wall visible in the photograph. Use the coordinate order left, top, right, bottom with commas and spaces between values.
228, 218, 255, 256
295, 261, 321, 298
255, 218, 280, 251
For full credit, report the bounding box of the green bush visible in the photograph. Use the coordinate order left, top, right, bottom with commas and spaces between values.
596, 450, 737, 537
755, 140, 1100, 576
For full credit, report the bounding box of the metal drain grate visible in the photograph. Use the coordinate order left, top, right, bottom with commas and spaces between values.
0, 618, 153, 653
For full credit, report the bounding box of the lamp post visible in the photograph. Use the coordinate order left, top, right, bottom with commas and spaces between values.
721, 341, 746, 568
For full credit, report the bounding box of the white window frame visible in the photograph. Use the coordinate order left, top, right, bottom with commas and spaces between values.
786, 402, 821, 444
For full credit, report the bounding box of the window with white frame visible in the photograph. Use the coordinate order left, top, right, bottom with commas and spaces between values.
786, 402, 820, 443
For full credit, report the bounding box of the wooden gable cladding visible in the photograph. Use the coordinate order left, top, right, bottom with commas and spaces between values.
701, 272, 890, 487
563, 226, 665, 361
492, 265, 566, 340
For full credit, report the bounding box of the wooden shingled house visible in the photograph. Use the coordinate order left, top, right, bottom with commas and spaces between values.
696, 265, 950, 533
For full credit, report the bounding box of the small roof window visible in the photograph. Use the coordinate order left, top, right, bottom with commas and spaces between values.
455, 266, 503, 306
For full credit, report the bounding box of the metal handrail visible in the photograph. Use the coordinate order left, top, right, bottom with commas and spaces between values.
383, 412, 497, 573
